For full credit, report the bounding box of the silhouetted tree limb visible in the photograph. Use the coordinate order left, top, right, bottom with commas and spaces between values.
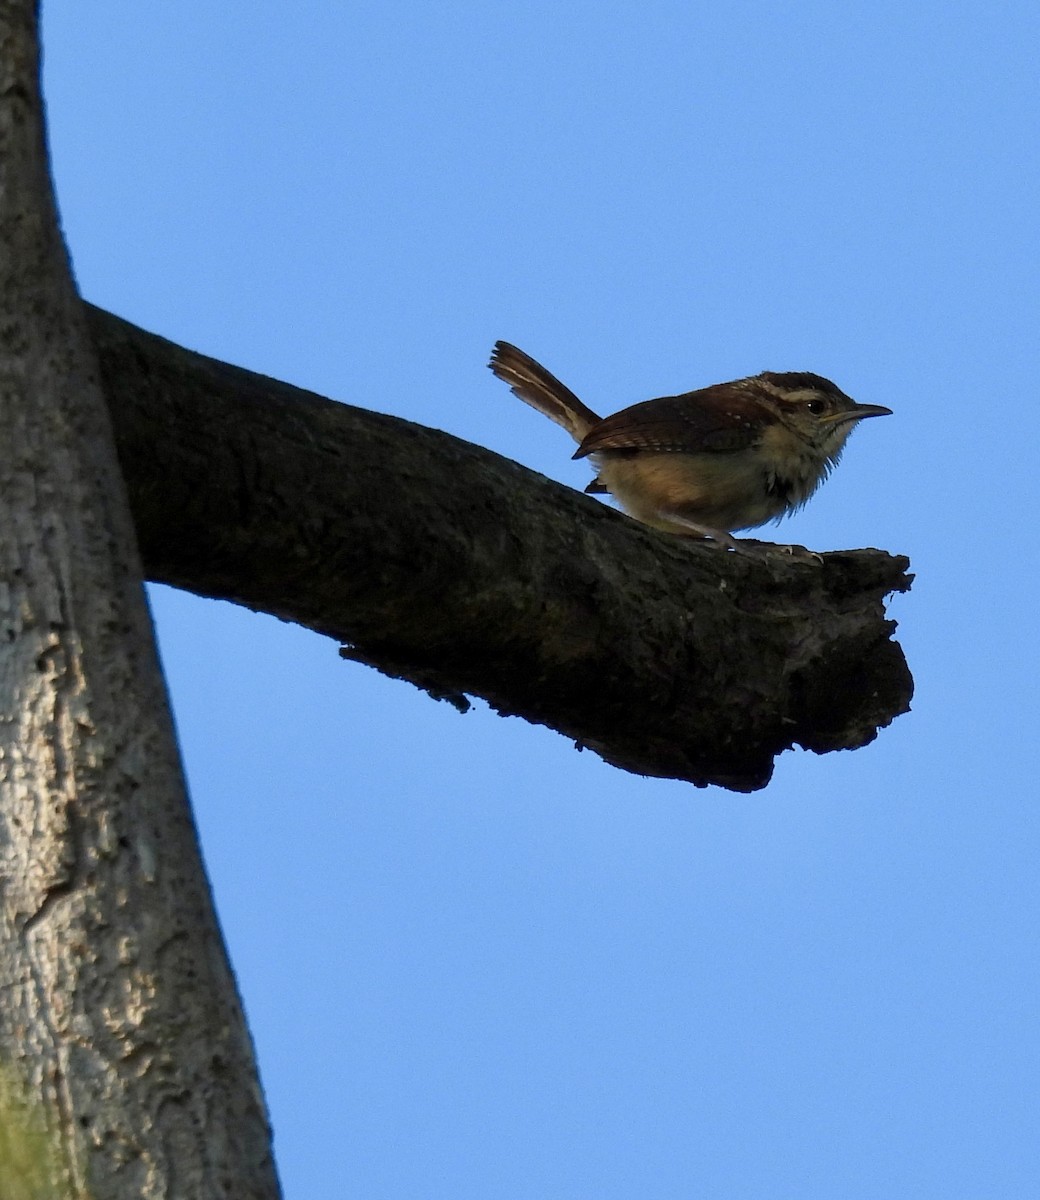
88, 305, 913, 793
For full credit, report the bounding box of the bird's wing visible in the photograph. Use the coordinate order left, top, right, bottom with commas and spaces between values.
574, 386, 767, 459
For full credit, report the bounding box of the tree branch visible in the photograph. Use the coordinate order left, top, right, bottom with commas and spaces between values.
87, 304, 913, 792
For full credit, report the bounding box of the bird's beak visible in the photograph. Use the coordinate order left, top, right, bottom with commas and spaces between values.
825, 402, 893, 426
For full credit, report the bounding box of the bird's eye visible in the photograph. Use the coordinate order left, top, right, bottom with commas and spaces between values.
806, 398, 827, 415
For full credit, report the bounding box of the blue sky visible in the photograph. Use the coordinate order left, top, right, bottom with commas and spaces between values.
42, 2, 1039, 1196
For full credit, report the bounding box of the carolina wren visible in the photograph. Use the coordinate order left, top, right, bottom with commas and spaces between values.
488, 341, 891, 546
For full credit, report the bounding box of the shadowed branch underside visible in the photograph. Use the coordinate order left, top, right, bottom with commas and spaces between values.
88, 305, 913, 792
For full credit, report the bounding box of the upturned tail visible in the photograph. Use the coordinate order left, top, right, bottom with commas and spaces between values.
488, 341, 601, 444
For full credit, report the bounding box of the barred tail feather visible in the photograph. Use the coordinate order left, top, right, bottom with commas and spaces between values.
488, 341, 601, 444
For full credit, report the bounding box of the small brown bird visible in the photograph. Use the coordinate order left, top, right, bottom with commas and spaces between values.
488, 341, 891, 547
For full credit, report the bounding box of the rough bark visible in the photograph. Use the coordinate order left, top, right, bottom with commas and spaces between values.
0, 4, 280, 1197
88, 306, 913, 793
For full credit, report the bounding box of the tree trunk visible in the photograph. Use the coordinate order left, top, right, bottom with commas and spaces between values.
0, 4, 280, 1196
